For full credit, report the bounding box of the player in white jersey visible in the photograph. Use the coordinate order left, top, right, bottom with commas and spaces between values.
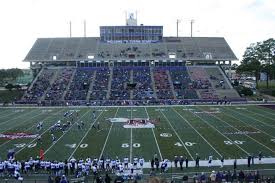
208, 155, 213, 167
139, 157, 144, 168
111, 159, 116, 173
0, 161, 4, 177
105, 158, 111, 171
133, 157, 138, 169
123, 157, 129, 169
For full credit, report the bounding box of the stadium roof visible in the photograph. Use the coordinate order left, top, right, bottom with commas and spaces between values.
24, 37, 237, 62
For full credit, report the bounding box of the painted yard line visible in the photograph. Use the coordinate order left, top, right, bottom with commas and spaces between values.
172, 107, 222, 158
15, 108, 66, 154
0, 110, 45, 134
144, 107, 163, 160
0, 109, 65, 148
0, 109, 39, 129
130, 107, 133, 163
227, 107, 275, 130
0, 110, 19, 119
98, 108, 119, 160
198, 107, 275, 154
244, 108, 275, 122
221, 107, 275, 139
130, 128, 133, 163
189, 109, 250, 156
68, 108, 105, 159
252, 106, 275, 117
159, 110, 194, 160
44, 109, 91, 155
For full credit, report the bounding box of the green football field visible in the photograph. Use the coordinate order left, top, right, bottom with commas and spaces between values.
0, 105, 274, 163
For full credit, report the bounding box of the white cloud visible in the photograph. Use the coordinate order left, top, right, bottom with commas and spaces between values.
0, 0, 274, 68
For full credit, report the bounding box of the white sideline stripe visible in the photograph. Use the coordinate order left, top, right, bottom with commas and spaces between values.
200, 106, 275, 153
2, 102, 275, 109
44, 109, 91, 155
16, 108, 66, 154
172, 107, 222, 158
139, 157, 275, 168
221, 107, 275, 139
130, 128, 133, 163
99, 107, 120, 160
229, 107, 275, 129
190, 107, 249, 155
0, 109, 64, 148
0, 109, 39, 130
130, 107, 133, 163
159, 110, 194, 160
144, 107, 163, 160
68, 108, 105, 159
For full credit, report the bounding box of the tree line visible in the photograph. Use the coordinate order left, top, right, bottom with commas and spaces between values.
237, 38, 275, 88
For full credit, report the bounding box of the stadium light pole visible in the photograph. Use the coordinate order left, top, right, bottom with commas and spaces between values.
176, 19, 181, 37
69, 21, 72, 38
190, 19, 194, 37
84, 20, 86, 37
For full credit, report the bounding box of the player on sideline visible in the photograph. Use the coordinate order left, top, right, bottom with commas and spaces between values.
123, 157, 129, 169
92, 110, 96, 120
208, 154, 213, 167
195, 153, 200, 168
220, 156, 224, 168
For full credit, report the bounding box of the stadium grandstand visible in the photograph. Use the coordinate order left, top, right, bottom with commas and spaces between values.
19, 14, 242, 106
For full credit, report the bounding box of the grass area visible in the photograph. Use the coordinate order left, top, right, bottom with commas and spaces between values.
0, 105, 274, 169
258, 80, 275, 89
0, 90, 24, 103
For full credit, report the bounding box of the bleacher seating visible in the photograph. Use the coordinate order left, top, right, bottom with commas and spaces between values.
90, 68, 110, 100
65, 68, 94, 100
22, 69, 55, 102
132, 67, 155, 100
45, 68, 74, 101
169, 67, 198, 99
109, 67, 131, 100
153, 67, 174, 99
21, 65, 240, 105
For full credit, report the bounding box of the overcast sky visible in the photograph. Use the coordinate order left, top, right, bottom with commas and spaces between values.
0, 0, 274, 69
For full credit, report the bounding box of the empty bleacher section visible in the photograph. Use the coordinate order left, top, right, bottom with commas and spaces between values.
90, 68, 110, 100
132, 67, 155, 100
188, 66, 219, 99
24, 37, 237, 61
205, 66, 240, 98
109, 67, 131, 100
65, 68, 94, 100
44, 68, 74, 101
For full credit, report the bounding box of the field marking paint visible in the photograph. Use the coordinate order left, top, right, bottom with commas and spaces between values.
227, 107, 275, 130
68, 108, 105, 159
202, 107, 275, 153
190, 107, 249, 155
0, 109, 40, 131
244, 108, 275, 123
44, 109, 91, 155
144, 107, 163, 160
254, 106, 275, 117
15, 108, 66, 154
99, 107, 120, 160
172, 107, 222, 158
0, 109, 65, 148
130, 128, 133, 163
130, 107, 133, 163
221, 107, 275, 139
159, 110, 194, 160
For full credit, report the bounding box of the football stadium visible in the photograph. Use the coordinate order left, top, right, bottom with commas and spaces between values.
0, 14, 275, 182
